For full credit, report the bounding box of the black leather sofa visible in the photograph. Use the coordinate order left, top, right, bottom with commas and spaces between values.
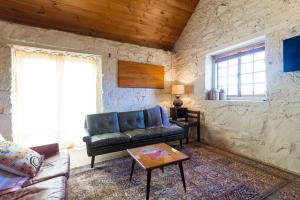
83, 106, 187, 168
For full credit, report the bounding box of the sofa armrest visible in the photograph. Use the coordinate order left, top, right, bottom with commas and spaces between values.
170, 120, 187, 127
83, 136, 91, 143
169, 120, 189, 138
82, 129, 92, 156
82, 128, 91, 143
30, 143, 59, 158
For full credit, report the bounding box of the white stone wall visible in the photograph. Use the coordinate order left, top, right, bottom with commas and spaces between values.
0, 20, 174, 140
174, 0, 300, 174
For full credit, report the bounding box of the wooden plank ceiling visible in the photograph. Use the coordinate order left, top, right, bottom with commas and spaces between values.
0, 0, 199, 50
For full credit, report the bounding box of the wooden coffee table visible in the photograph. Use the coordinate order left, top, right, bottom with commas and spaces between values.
127, 143, 190, 200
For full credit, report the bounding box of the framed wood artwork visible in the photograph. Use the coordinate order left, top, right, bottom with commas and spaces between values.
118, 60, 164, 89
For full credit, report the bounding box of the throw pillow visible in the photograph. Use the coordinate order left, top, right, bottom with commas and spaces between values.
145, 106, 163, 128
0, 141, 44, 177
160, 106, 170, 126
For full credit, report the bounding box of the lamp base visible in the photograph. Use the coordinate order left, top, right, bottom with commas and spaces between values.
173, 96, 183, 107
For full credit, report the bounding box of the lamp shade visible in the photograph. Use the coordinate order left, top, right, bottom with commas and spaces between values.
171, 84, 185, 95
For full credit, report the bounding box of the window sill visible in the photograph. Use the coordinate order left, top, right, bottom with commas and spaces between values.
205, 99, 268, 103
217, 99, 267, 102
207, 96, 268, 103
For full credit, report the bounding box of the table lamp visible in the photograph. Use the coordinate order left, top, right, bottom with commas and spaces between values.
172, 84, 185, 107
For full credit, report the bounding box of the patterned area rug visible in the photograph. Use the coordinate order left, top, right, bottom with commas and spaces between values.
69, 143, 300, 200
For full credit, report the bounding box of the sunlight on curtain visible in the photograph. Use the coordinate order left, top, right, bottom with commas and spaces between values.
12, 47, 101, 149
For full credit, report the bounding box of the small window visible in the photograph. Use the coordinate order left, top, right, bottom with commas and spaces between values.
214, 43, 266, 98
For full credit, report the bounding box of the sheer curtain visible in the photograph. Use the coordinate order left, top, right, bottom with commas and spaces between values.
12, 47, 102, 148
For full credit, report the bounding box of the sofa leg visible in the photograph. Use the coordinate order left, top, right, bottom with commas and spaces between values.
184, 126, 189, 144
91, 156, 95, 168
197, 124, 200, 142
180, 139, 183, 148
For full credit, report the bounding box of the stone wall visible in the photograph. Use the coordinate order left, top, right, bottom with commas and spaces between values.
174, 0, 300, 174
0, 20, 174, 141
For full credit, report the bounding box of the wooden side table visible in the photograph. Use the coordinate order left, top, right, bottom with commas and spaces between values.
170, 107, 200, 144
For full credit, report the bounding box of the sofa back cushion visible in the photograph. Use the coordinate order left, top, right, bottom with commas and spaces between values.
85, 112, 120, 136
144, 106, 163, 128
118, 110, 145, 132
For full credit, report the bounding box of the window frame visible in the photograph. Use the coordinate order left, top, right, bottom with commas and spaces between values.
213, 43, 266, 99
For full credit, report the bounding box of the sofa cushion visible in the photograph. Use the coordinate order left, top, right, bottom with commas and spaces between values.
91, 133, 130, 148
0, 141, 44, 177
124, 129, 161, 142
85, 112, 120, 136
0, 176, 67, 200
145, 106, 163, 128
118, 110, 145, 132
159, 124, 184, 136
24, 152, 70, 186
0, 170, 29, 196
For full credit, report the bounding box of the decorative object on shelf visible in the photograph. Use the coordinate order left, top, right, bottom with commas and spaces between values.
118, 60, 164, 89
208, 88, 218, 100
172, 84, 185, 107
219, 89, 226, 100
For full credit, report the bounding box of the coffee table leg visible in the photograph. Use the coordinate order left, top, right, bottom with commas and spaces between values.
160, 167, 164, 172
178, 162, 186, 192
130, 159, 135, 181
146, 170, 152, 200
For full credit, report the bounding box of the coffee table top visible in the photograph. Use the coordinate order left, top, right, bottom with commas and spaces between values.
127, 143, 190, 170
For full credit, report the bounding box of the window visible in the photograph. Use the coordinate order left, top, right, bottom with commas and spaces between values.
214, 43, 266, 98
12, 47, 102, 148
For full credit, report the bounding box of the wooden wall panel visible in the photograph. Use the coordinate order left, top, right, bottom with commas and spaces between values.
118, 61, 164, 89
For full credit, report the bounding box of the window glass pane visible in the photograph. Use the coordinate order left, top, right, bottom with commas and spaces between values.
254, 83, 266, 95
228, 65, 238, 75
253, 72, 265, 83
218, 76, 227, 86
228, 75, 238, 85
219, 86, 227, 91
228, 85, 238, 96
254, 51, 265, 61
254, 60, 265, 72
241, 74, 253, 84
219, 67, 227, 77
228, 58, 238, 66
218, 61, 227, 68
241, 54, 253, 63
241, 84, 253, 95
241, 62, 253, 74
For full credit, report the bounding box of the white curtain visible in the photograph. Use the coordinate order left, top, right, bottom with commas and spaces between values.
12, 48, 102, 149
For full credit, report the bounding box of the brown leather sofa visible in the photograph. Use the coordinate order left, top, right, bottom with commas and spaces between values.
0, 143, 70, 200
